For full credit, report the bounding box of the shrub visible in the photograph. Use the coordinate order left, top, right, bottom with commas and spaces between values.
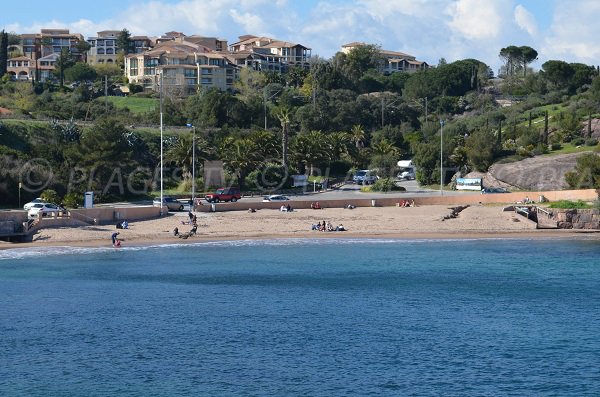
548, 200, 592, 209
40, 189, 60, 204
551, 143, 562, 150
585, 138, 598, 146
572, 137, 586, 146
365, 178, 406, 192
62, 192, 83, 208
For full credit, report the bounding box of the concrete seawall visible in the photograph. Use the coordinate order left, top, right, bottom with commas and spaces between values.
194, 189, 598, 212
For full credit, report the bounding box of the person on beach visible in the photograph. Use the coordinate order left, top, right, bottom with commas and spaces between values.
111, 232, 120, 247
188, 211, 194, 222
173, 227, 179, 236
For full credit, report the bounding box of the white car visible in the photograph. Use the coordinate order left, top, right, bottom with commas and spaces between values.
28, 203, 62, 219
262, 195, 290, 202
353, 170, 378, 185
23, 198, 46, 211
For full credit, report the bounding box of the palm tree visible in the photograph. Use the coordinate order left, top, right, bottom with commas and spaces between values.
290, 130, 327, 176
350, 124, 366, 149
166, 135, 212, 180
371, 138, 400, 157
248, 130, 279, 160
220, 137, 259, 189
328, 131, 351, 160
275, 106, 291, 167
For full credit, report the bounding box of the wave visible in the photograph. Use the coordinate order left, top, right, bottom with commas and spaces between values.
0, 236, 563, 261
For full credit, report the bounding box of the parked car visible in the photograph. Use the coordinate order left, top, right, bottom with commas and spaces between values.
263, 195, 290, 202
353, 170, 378, 185
153, 197, 185, 211
23, 198, 46, 211
27, 203, 62, 219
205, 188, 242, 203
396, 169, 416, 180
481, 187, 510, 194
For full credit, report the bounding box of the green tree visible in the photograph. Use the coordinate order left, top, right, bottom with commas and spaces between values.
464, 129, 499, 171
65, 62, 97, 82
0, 30, 8, 77
54, 48, 75, 87
565, 153, 600, 189
220, 137, 259, 189
74, 39, 91, 62
519, 46, 538, 77
275, 106, 291, 167
116, 29, 132, 55
290, 130, 328, 175
541, 60, 574, 88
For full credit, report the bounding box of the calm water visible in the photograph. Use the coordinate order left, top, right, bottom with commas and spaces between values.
1, 238, 599, 396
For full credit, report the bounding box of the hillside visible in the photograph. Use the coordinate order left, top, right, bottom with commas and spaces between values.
467, 152, 596, 191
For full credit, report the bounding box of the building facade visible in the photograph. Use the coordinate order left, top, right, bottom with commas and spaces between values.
227, 35, 311, 72
86, 31, 152, 65
124, 35, 239, 96
341, 42, 429, 74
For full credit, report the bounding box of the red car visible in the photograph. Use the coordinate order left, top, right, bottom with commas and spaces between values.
205, 188, 242, 203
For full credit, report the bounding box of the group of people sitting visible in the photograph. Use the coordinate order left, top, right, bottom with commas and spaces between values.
398, 199, 416, 207
115, 220, 129, 229
174, 211, 199, 239
280, 204, 293, 212
310, 202, 322, 209
311, 220, 346, 232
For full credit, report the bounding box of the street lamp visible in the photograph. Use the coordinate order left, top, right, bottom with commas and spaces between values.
159, 70, 164, 210
440, 119, 445, 196
186, 123, 196, 206
264, 89, 281, 129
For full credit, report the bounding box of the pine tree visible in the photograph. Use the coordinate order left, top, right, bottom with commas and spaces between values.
0, 30, 8, 77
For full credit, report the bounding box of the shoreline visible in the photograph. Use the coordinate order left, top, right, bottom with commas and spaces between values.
2, 205, 598, 252
2, 229, 598, 252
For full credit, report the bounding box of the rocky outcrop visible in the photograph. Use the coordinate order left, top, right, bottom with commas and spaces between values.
552, 209, 600, 229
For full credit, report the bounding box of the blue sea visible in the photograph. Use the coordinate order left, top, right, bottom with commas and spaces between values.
1, 238, 599, 396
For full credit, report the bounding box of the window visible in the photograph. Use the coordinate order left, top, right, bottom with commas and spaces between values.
201, 77, 212, 84
97, 48, 105, 55
184, 69, 196, 77
201, 69, 212, 75
106, 48, 114, 55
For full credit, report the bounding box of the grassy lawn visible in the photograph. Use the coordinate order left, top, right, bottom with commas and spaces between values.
103, 96, 158, 114
544, 142, 599, 156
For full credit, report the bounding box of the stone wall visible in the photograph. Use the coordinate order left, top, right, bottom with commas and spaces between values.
553, 209, 600, 229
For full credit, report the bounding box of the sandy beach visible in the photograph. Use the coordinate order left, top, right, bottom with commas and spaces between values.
3, 204, 596, 250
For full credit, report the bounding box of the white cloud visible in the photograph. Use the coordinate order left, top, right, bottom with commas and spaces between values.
514, 4, 538, 36
229, 9, 265, 34
542, 0, 600, 64
446, 0, 504, 40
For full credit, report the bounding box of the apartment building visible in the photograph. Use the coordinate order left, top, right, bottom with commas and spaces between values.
341, 42, 429, 74
124, 35, 238, 96
86, 30, 152, 65
227, 35, 311, 72
14, 29, 84, 60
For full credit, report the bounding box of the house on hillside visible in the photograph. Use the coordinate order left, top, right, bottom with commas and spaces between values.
227, 35, 311, 72
341, 42, 429, 74
124, 34, 239, 96
86, 30, 152, 65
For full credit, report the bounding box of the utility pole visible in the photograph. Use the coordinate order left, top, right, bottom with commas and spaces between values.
104, 75, 108, 113
440, 120, 445, 196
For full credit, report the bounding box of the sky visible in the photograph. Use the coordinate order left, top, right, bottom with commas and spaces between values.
2, 0, 599, 74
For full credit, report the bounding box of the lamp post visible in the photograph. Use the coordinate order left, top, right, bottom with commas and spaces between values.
187, 123, 196, 205
18, 182, 22, 209
159, 70, 164, 210
440, 119, 445, 196
264, 89, 281, 130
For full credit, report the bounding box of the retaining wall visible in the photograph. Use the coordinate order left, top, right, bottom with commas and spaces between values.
553, 209, 600, 229
194, 189, 598, 212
